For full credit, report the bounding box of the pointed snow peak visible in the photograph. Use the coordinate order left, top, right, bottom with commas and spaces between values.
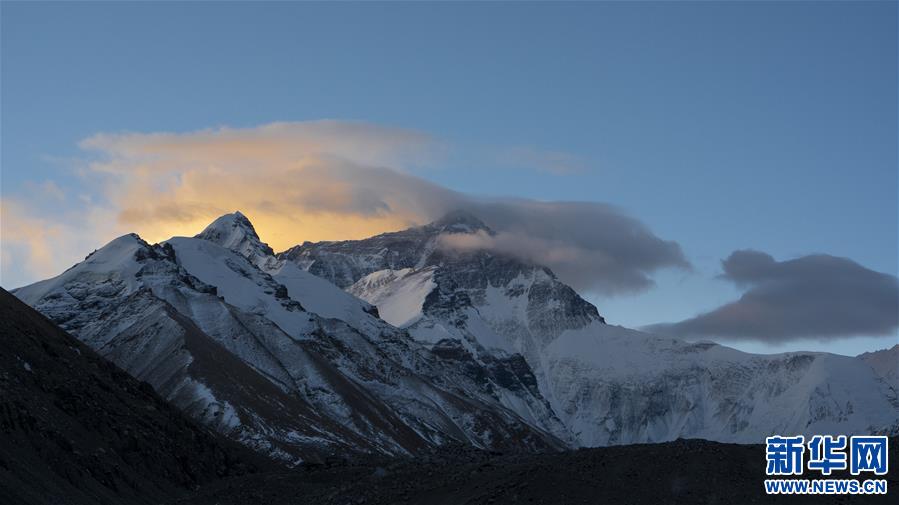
196, 211, 261, 242
429, 209, 492, 234
201, 211, 259, 238
195, 211, 275, 260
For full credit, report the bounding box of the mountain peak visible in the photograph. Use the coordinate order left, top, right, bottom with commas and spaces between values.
204, 210, 256, 233
429, 209, 492, 234
195, 211, 275, 260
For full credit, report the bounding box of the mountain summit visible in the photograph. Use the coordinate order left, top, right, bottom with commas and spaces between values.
195, 211, 275, 263
428, 209, 493, 234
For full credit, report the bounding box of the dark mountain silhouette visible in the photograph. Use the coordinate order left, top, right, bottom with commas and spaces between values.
0, 288, 265, 505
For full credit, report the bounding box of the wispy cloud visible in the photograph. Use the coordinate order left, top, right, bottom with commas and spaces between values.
2, 120, 686, 294
1, 196, 119, 287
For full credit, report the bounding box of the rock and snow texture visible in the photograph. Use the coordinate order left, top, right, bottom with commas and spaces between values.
12, 234, 371, 463
287, 211, 899, 447
860, 345, 899, 392
348, 267, 436, 328
12, 210, 899, 458
543, 322, 898, 445
194, 211, 275, 266
196, 212, 385, 335
13, 219, 565, 461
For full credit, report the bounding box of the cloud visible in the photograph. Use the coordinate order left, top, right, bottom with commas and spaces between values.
438, 200, 690, 294
1, 196, 119, 288
2, 120, 687, 294
647, 250, 899, 342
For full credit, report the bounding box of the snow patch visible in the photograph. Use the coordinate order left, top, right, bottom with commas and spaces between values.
349, 268, 437, 328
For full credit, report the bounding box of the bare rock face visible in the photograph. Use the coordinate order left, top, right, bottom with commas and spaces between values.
0, 288, 261, 505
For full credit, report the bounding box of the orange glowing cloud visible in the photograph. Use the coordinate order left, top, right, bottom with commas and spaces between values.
78, 120, 452, 250
2, 121, 449, 287
2, 120, 687, 295
1, 196, 120, 287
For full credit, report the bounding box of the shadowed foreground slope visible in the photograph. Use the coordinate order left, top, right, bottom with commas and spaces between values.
0, 288, 264, 505
176, 439, 897, 505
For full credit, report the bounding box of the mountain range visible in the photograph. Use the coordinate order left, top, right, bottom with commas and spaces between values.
11, 211, 899, 462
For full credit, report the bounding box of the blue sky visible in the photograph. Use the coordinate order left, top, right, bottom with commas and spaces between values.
2, 1, 896, 356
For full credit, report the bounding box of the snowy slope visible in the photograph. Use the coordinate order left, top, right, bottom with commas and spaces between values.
194, 212, 384, 335
544, 321, 898, 445
165, 236, 316, 340
190, 214, 569, 443
196, 213, 569, 443
859, 345, 899, 392
12, 234, 365, 463
14, 221, 567, 460
291, 211, 899, 447
348, 267, 437, 328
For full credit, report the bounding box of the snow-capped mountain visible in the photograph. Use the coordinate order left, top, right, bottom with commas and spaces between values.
12, 234, 374, 462
288, 211, 899, 446
195, 210, 275, 266
12, 214, 566, 462
860, 345, 899, 392
191, 212, 570, 447
13, 210, 898, 460
194, 212, 379, 328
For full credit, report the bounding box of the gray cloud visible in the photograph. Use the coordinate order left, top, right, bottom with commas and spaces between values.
647, 250, 899, 342
329, 181, 693, 294
3, 121, 688, 295
444, 200, 690, 295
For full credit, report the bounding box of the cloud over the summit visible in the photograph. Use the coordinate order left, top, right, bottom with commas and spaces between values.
438, 200, 689, 294
647, 250, 899, 342
2, 121, 687, 294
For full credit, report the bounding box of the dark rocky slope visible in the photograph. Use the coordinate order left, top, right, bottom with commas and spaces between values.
176, 438, 897, 505
0, 288, 265, 505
